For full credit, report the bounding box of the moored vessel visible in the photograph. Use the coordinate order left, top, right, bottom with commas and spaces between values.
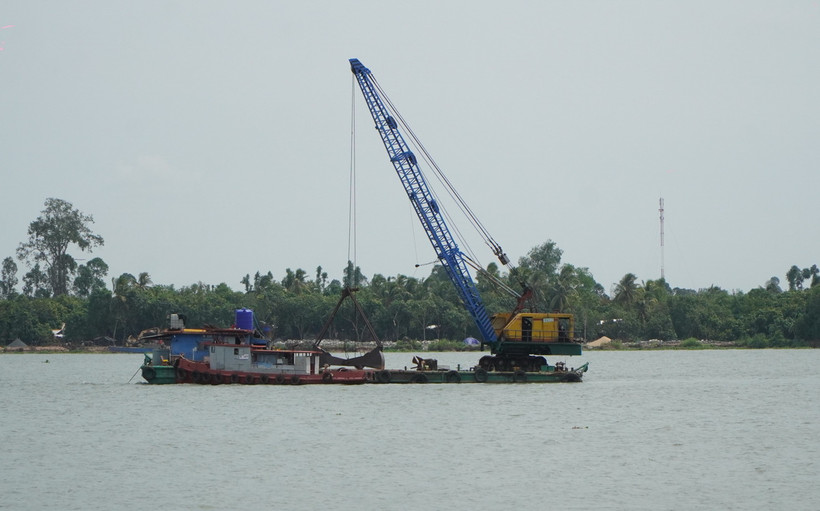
138, 307, 586, 385
140, 308, 382, 385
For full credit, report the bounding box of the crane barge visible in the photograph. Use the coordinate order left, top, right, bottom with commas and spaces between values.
136, 59, 587, 386
350, 58, 587, 381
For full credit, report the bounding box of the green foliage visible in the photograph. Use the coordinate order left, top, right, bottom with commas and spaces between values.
679, 337, 703, 349
16, 198, 104, 297
794, 286, 820, 342
613, 273, 639, 305
0, 294, 86, 345
515, 240, 562, 312
72, 257, 109, 297
342, 261, 367, 288
738, 333, 770, 349
0, 257, 18, 299
786, 265, 818, 291
425, 339, 479, 352
2, 230, 818, 350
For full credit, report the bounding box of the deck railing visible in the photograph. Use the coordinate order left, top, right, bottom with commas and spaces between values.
502, 328, 574, 343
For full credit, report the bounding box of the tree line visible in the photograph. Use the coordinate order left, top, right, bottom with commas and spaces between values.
1, 198, 819, 347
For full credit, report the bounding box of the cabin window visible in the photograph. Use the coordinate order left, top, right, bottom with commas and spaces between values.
234, 348, 239, 355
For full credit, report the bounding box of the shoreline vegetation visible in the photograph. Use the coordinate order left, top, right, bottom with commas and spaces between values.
4, 337, 817, 355
3, 199, 818, 351
4, 273, 819, 352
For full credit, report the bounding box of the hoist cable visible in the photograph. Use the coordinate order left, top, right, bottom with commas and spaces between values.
370, 80, 477, 258
371, 77, 509, 267
348, 76, 357, 268
461, 254, 521, 299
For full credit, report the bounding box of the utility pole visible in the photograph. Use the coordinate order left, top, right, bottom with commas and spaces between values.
659, 197, 665, 280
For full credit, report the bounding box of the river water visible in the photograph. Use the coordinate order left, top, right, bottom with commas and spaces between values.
1, 349, 818, 510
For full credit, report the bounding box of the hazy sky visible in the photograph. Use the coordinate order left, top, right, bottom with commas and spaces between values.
2, 1, 818, 295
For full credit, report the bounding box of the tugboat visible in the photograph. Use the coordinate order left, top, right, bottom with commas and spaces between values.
139, 308, 383, 385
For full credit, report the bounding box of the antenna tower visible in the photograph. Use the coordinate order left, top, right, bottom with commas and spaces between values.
659, 197, 665, 280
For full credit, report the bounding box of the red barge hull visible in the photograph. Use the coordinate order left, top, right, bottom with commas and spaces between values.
174, 357, 372, 385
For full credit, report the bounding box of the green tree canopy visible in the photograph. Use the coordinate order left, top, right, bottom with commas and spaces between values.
0, 257, 18, 299
16, 198, 104, 297
794, 286, 820, 342
613, 273, 639, 305
72, 257, 109, 297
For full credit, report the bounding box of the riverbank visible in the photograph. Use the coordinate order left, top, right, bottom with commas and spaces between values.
4, 338, 815, 354
2, 345, 115, 354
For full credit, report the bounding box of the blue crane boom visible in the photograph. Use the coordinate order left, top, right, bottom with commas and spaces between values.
349, 58, 497, 343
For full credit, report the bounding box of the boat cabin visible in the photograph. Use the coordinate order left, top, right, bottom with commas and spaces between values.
207, 343, 323, 375
157, 328, 258, 362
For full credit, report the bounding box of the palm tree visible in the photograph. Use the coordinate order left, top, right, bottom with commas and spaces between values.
283, 268, 310, 294
550, 265, 579, 312
634, 288, 657, 325
111, 273, 138, 341
136, 272, 152, 289
342, 261, 367, 288
613, 273, 639, 305
787, 265, 803, 291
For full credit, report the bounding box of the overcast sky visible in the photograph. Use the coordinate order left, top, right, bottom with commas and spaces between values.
2, 1, 818, 295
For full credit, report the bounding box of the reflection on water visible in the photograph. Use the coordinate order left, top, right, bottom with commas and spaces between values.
1, 350, 818, 510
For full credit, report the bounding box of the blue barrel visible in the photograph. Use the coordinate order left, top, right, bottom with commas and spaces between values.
235, 308, 254, 330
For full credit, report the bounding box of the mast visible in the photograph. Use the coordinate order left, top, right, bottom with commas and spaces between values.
659, 197, 665, 280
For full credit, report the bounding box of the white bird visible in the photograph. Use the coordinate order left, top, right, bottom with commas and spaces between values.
51, 323, 65, 339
